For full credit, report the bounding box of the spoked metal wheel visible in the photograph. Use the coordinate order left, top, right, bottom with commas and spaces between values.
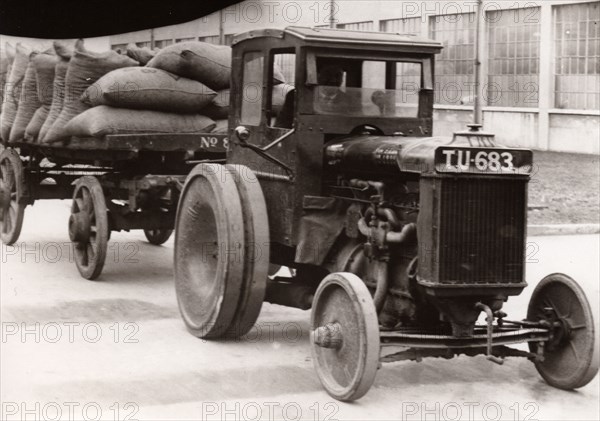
223, 164, 269, 337
0, 148, 26, 245
69, 176, 109, 280
311, 272, 380, 401
527, 273, 599, 389
174, 163, 246, 338
143, 229, 173, 245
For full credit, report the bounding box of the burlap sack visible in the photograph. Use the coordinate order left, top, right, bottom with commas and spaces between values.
210, 119, 228, 134
1, 43, 16, 116
147, 42, 232, 91
33, 51, 58, 105
9, 57, 42, 142
38, 59, 69, 142
82, 67, 216, 113
64, 105, 216, 138
1, 44, 31, 141
44, 41, 138, 143
53, 40, 74, 60
24, 105, 50, 141
203, 89, 230, 120
126, 43, 156, 66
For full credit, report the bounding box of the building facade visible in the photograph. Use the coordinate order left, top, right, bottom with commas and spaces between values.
109, 0, 599, 154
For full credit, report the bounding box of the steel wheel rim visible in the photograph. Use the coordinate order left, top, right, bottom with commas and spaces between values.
528, 273, 598, 389
223, 164, 269, 338
0, 150, 25, 245
311, 272, 380, 401
70, 177, 108, 280
174, 164, 245, 338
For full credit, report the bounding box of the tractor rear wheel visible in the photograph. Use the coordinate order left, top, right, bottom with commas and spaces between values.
223, 164, 269, 337
174, 163, 246, 339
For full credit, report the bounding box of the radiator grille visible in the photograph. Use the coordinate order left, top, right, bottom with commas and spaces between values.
437, 178, 526, 285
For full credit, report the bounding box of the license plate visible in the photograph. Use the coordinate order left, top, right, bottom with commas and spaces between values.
435, 147, 533, 175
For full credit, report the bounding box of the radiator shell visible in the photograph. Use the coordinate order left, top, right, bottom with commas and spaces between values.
417, 175, 528, 297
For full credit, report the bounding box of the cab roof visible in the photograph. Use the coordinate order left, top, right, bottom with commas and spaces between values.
232, 26, 443, 52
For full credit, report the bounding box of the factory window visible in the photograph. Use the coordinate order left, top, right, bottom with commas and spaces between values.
337, 21, 374, 31
175, 37, 195, 43
553, 2, 600, 110
111, 44, 127, 52
429, 12, 476, 105
154, 39, 173, 48
487, 7, 541, 107
199, 35, 220, 45
380, 17, 422, 36
136, 41, 151, 48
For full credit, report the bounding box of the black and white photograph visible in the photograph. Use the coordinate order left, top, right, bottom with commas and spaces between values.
0, 1, 599, 420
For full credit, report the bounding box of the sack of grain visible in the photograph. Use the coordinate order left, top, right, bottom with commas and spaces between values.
53, 40, 73, 60
64, 105, 216, 138
9, 57, 42, 142
38, 58, 69, 142
33, 50, 59, 105
18, 51, 57, 142
203, 89, 229, 120
126, 43, 156, 65
147, 42, 231, 91
1, 43, 16, 116
24, 105, 50, 141
43, 40, 138, 143
1, 44, 31, 141
210, 119, 228, 134
82, 67, 216, 113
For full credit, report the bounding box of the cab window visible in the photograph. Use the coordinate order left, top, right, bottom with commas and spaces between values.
269, 52, 296, 129
309, 56, 428, 119
241, 52, 263, 126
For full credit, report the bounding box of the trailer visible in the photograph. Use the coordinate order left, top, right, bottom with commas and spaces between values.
0, 134, 226, 279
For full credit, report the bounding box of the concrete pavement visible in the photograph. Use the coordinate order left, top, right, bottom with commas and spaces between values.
1, 200, 599, 421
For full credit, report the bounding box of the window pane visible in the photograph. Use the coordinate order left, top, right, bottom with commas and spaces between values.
429, 12, 476, 105
554, 2, 600, 109
486, 7, 541, 107
241, 52, 263, 125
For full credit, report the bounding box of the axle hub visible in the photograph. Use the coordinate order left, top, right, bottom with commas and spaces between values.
312, 323, 343, 349
69, 211, 92, 243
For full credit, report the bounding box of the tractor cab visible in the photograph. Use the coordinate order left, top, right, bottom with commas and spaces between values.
227, 26, 443, 248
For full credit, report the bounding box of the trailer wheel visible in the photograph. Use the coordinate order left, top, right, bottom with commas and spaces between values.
143, 229, 173, 245
311, 272, 380, 401
174, 163, 245, 339
528, 273, 599, 390
223, 165, 269, 338
0, 149, 26, 245
69, 176, 108, 280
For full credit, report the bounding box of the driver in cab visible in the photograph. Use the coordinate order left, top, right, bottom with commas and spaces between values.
275, 64, 354, 129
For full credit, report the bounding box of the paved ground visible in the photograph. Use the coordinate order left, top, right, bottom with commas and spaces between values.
1, 200, 599, 421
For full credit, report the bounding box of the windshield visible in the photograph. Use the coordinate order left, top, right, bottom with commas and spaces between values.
311, 57, 429, 119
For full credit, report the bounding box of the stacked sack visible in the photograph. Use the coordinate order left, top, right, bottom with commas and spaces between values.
1, 44, 32, 142
0, 43, 16, 122
42, 40, 139, 143
3, 39, 295, 142
146, 41, 292, 134
64, 41, 231, 138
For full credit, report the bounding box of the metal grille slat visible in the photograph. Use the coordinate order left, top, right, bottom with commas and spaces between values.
437, 178, 526, 284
